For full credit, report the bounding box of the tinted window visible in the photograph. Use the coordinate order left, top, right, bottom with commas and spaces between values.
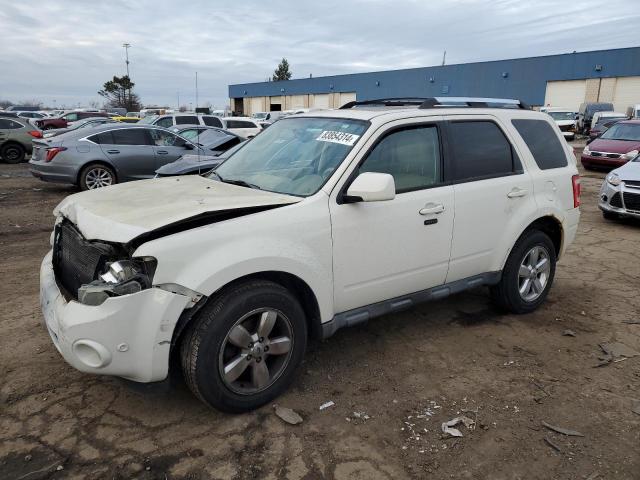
203, 116, 223, 128
155, 117, 174, 128
149, 129, 187, 147
512, 119, 568, 170
89, 131, 114, 144
359, 126, 441, 193
0, 119, 23, 129
449, 121, 516, 181
225, 120, 256, 129
111, 128, 152, 146
175, 115, 199, 125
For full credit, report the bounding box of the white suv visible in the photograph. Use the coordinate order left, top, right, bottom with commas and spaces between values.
39, 97, 581, 412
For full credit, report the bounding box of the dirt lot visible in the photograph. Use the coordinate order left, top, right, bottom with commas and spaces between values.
1, 147, 639, 480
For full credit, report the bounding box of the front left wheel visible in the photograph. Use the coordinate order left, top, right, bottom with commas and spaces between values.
181, 280, 307, 412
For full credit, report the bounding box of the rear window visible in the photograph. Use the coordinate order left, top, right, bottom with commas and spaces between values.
512, 119, 568, 170
225, 120, 256, 129
0, 119, 23, 129
448, 121, 519, 181
89, 131, 114, 144
175, 115, 199, 125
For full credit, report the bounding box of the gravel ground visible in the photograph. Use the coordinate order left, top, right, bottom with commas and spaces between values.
1, 146, 639, 480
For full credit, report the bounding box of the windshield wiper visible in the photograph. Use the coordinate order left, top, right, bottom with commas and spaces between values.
209, 171, 261, 190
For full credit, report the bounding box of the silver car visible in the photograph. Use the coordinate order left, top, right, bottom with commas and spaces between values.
29, 124, 204, 190
599, 155, 640, 220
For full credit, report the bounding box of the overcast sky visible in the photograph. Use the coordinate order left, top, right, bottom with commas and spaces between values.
1, 0, 638, 109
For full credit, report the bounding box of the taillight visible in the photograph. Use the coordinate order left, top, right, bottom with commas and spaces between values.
45, 147, 67, 162
28, 130, 43, 138
572, 174, 581, 208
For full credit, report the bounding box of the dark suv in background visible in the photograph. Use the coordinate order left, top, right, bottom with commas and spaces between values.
577, 102, 614, 134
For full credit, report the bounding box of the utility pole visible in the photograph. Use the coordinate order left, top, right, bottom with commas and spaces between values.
123, 43, 131, 109
442, 50, 447, 66
177, 91, 180, 110
195, 71, 199, 111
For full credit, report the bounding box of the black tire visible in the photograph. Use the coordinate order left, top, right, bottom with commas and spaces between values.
490, 230, 557, 314
79, 163, 116, 190
181, 280, 307, 412
0, 143, 26, 164
602, 211, 618, 221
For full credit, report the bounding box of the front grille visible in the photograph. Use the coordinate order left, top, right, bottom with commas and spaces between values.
591, 152, 602, 157
623, 180, 640, 188
53, 222, 119, 298
623, 192, 640, 212
606, 153, 621, 159
590, 151, 621, 159
610, 192, 623, 208
559, 124, 574, 132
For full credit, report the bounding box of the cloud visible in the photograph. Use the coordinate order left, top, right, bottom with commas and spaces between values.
0, 0, 637, 108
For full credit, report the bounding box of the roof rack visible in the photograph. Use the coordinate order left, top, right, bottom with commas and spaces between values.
340, 97, 531, 110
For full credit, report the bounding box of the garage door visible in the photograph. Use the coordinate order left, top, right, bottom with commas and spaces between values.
249, 97, 264, 115
544, 80, 586, 111
287, 95, 306, 109
613, 76, 640, 112
311, 94, 330, 109
338, 92, 356, 108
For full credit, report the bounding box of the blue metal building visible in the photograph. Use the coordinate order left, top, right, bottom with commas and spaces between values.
229, 47, 640, 114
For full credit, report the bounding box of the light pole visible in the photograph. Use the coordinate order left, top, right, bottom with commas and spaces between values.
122, 43, 131, 109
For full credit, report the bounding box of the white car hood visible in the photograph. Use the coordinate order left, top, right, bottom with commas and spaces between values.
613, 160, 640, 181
54, 176, 301, 243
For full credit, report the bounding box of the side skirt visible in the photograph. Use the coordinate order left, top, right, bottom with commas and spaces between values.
321, 272, 502, 339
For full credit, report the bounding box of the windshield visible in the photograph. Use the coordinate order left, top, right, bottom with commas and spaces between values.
252, 112, 268, 120
548, 111, 575, 120
600, 123, 640, 141
214, 117, 368, 196
138, 115, 159, 124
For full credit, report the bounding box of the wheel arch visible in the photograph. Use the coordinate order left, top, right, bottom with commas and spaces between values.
522, 215, 563, 259
77, 160, 119, 185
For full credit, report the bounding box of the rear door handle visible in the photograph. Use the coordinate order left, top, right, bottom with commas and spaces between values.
106, 149, 120, 154
507, 187, 528, 198
157, 150, 169, 155
419, 202, 445, 215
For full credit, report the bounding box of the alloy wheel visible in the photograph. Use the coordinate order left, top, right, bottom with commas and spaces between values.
218, 308, 293, 395
518, 245, 551, 302
85, 167, 113, 189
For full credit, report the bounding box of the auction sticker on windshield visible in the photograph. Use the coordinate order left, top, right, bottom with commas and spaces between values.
316, 130, 360, 146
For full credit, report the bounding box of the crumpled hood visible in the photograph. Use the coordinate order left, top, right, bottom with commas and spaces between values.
54, 176, 301, 243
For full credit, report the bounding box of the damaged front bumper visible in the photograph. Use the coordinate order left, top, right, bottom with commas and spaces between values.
40, 250, 192, 382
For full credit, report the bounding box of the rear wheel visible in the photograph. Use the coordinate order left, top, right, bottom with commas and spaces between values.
181, 280, 307, 412
79, 163, 116, 190
1, 143, 26, 164
491, 230, 556, 314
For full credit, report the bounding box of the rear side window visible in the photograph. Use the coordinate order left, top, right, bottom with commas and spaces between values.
175, 115, 199, 125
89, 131, 114, 144
226, 120, 256, 129
512, 119, 568, 170
448, 121, 518, 181
111, 129, 152, 146
0, 119, 23, 129
203, 116, 223, 128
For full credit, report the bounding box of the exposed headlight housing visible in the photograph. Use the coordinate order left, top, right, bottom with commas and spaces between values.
78, 257, 157, 306
582, 145, 591, 155
606, 172, 622, 186
621, 149, 639, 161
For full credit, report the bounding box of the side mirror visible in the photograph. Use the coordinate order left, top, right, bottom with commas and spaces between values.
184, 143, 194, 150
345, 172, 395, 202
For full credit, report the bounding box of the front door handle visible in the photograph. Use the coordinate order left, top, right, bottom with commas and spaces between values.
157, 150, 169, 155
419, 202, 445, 215
106, 149, 120, 154
507, 187, 528, 198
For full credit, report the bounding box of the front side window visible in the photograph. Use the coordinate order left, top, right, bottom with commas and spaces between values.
214, 117, 368, 197
178, 128, 201, 141
111, 128, 152, 146
64, 113, 78, 121
149, 129, 187, 147
512, 119, 567, 170
359, 125, 441, 193
155, 117, 174, 128
175, 115, 199, 125
449, 121, 517, 181
601, 123, 640, 141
